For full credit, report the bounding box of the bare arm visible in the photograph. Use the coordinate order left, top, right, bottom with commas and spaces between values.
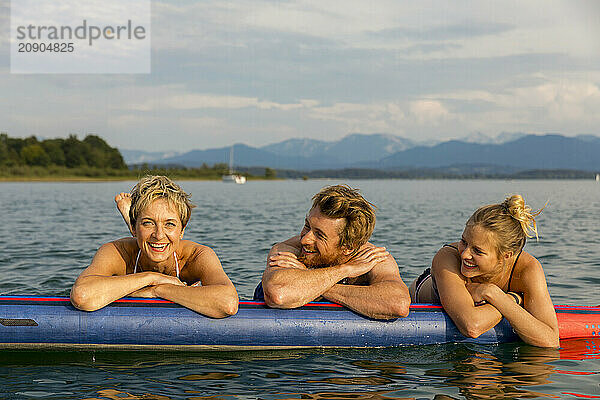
115, 192, 134, 236
470, 258, 559, 347
70, 242, 184, 311
321, 254, 410, 319
433, 247, 506, 337
434, 248, 559, 347
152, 246, 238, 318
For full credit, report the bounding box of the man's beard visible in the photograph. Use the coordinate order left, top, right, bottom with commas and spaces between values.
298, 248, 347, 269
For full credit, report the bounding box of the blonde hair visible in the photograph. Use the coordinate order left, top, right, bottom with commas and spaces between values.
311, 185, 376, 250
466, 194, 542, 256
129, 175, 195, 228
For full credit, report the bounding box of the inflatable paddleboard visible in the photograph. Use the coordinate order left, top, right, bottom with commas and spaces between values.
0, 296, 598, 350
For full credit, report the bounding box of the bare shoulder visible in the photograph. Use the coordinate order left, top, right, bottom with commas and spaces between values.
518, 251, 542, 268
512, 251, 546, 292
362, 242, 402, 282
179, 240, 232, 286
431, 243, 461, 274
270, 236, 302, 255
82, 238, 136, 277
110, 237, 138, 257
180, 240, 220, 265
280, 235, 302, 248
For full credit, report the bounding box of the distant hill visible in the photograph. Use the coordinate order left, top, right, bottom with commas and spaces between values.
124, 132, 600, 172
260, 138, 330, 159
379, 134, 600, 171
260, 133, 415, 163
158, 143, 340, 170
456, 131, 526, 145
120, 149, 181, 165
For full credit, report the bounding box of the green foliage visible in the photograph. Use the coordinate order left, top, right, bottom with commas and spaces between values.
0, 133, 8, 164
129, 163, 247, 180
264, 167, 276, 178
42, 139, 66, 166
212, 163, 230, 174
20, 144, 51, 166
0, 133, 126, 170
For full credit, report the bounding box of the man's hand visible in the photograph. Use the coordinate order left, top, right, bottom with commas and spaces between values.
268, 252, 308, 270
342, 246, 390, 278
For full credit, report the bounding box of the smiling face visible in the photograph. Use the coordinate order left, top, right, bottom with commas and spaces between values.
133, 198, 184, 266
298, 206, 352, 268
458, 224, 507, 281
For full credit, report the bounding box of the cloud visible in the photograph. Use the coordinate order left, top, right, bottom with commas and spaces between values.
435, 75, 600, 121
126, 90, 320, 112
422, 73, 600, 136
308, 99, 456, 134
409, 100, 451, 125
368, 22, 515, 41
0, 3, 9, 51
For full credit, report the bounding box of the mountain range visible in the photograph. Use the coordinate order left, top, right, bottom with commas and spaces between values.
120, 133, 600, 172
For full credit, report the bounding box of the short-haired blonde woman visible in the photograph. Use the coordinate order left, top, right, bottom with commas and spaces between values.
70, 175, 238, 318
410, 195, 559, 347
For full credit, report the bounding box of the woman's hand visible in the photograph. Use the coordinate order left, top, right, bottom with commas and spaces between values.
466, 281, 499, 305
467, 281, 524, 306
128, 274, 186, 298
147, 272, 186, 287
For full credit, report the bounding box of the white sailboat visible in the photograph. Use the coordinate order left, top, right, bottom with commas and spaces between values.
222, 146, 246, 184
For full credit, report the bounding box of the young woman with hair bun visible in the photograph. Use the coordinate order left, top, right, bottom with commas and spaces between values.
410, 195, 559, 347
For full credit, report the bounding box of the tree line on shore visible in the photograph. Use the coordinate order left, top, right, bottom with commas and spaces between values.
1, 133, 126, 169
0, 133, 265, 179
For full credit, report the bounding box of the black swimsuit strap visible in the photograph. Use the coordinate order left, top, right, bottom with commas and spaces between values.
507, 250, 522, 292
443, 244, 459, 250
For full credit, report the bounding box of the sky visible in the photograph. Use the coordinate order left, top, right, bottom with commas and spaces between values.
1, 0, 599, 152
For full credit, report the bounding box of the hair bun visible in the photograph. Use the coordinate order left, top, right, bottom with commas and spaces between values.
503, 195, 542, 239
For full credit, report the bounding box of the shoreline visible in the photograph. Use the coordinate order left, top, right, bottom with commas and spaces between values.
0, 176, 595, 182
0, 176, 278, 182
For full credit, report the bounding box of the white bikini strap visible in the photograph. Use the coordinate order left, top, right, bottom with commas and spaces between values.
174, 252, 180, 278
134, 249, 141, 274
134, 249, 179, 278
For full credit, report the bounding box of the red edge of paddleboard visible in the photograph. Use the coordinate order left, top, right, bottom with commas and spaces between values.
0, 296, 598, 311
0, 296, 447, 309
0, 295, 600, 312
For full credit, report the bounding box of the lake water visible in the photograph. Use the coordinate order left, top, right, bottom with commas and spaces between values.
0, 179, 599, 399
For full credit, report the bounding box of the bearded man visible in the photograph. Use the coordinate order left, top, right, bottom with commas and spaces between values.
254, 185, 410, 320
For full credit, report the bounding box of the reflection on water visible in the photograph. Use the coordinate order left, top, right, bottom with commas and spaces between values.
560, 338, 600, 361
1, 340, 598, 399
426, 345, 560, 399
